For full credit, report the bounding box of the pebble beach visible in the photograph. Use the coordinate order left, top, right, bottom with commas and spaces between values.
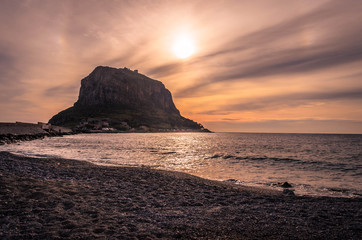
1, 151, 361, 239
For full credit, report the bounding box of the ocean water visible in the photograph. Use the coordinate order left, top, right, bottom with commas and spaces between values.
1, 132, 361, 198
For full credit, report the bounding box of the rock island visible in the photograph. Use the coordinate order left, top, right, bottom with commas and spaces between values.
49, 66, 210, 133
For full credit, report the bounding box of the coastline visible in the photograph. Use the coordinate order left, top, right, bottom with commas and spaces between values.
1, 151, 361, 239
0, 122, 212, 145
0, 122, 73, 145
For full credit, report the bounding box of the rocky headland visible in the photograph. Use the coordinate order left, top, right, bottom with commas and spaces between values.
49, 66, 210, 132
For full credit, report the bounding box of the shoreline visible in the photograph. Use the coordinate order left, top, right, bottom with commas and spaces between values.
0, 132, 72, 145
0, 122, 74, 145
1, 131, 361, 198
1, 151, 361, 239
0, 123, 212, 145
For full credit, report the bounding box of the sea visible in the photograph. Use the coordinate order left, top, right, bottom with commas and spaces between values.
1, 132, 361, 198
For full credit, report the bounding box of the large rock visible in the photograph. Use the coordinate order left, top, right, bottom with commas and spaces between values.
75, 66, 179, 114
49, 66, 209, 132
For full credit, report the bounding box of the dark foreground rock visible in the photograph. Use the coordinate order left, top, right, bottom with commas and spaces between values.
0, 151, 361, 239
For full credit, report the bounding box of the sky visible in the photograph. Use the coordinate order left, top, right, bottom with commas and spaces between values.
1, 0, 362, 133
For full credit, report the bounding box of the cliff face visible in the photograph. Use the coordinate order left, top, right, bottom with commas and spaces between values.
49, 66, 208, 132
75, 66, 179, 114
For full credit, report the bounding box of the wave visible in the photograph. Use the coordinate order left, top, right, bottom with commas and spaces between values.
160, 151, 177, 155
207, 154, 300, 163
205, 153, 362, 176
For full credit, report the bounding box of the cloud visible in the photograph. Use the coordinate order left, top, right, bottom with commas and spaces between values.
176, 0, 362, 97
220, 88, 362, 112
146, 62, 185, 78
43, 83, 80, 98
0, 53, 14, 85
193, 88, 362, 117
204, 119, 362, 134
0, 49, 28, 102
221, 118, 240, 121
197, 110, 233, 115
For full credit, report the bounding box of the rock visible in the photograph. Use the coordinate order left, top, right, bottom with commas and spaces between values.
280, 182, 292, 188
224, 179, 238, 183
49, 66, 210, 132
76, 66, 179, 114
282, 189, 295, 195
271, 181, 293, 188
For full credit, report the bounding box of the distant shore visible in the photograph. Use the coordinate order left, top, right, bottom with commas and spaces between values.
0, 151, 361, 239
0, 122, 73, 145
0, 122, 212, 145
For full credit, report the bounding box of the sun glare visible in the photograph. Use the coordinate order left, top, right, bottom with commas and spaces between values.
172, 34, 196, 59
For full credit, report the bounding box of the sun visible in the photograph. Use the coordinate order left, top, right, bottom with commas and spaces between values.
172, 34, 196, 59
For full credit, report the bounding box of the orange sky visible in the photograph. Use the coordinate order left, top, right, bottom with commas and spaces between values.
1, 0, 362, 133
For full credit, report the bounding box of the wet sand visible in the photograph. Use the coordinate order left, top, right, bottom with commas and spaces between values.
0, 151, 361, 239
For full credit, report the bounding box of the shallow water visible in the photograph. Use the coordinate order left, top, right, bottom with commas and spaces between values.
1, 132, 361, 197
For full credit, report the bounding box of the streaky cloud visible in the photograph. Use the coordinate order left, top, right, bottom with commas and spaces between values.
225, 88, 362, 112
205, 119, 362, 134
199, 88, 362, 115
43, 83, 79, 98
146, 62, 185, 78
176, 0, 362, 97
